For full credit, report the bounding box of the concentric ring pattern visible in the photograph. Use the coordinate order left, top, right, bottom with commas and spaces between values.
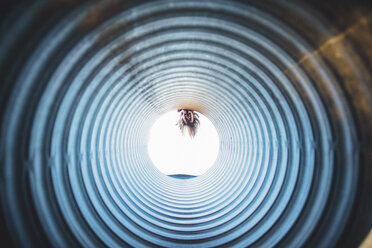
1, 1, 372, 247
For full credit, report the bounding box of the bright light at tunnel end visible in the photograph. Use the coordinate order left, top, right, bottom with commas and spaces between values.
148, 111, 219, 177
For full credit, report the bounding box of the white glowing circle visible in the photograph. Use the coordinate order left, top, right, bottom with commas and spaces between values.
148, 111, 219, 176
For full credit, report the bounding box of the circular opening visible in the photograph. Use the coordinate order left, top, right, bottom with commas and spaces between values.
148, 110, 219, 177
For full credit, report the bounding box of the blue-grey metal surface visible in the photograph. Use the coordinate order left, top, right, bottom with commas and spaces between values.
1, 1, 372, 247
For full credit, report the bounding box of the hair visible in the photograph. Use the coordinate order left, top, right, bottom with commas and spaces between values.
177, 110, 200, 138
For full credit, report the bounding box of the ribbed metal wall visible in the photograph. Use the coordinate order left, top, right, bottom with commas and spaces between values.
1, 1, 372, 247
